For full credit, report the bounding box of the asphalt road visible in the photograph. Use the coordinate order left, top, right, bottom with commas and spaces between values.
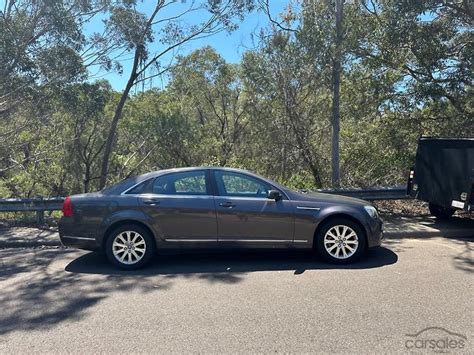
0, 235, 472, 353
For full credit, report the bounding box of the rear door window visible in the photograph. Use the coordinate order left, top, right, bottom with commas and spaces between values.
152, 171, 209, 195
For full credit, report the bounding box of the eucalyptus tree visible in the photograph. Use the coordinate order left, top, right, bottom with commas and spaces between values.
168, 47, 249, 166
0, 0, 109, 118
0, 0, 113, 185
356, 0, 473, 132
97, 0, 256, 188
259, 0, 372, 187
242, 33, 330, 187
59, 81, 113, 193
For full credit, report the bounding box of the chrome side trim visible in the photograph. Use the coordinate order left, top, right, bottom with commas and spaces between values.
219, 239, 293, 243
296, 206, 321, 211
128, 193, 214, 199
62, 236, 96, 241
142, 194, 213, 199
293, 239, 308, 243
165, 238, 216, 242
216, 196, 282, 202
165, 238, 297, 243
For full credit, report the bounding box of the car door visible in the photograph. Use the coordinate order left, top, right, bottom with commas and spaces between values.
137, 170, 217, 242
212, 170, 294, 244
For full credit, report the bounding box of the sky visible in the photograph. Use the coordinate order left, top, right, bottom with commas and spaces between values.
83, 1, 289, 91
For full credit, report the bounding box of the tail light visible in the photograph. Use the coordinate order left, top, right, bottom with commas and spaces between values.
407, 168, 416, 195
62, 196, 73, 217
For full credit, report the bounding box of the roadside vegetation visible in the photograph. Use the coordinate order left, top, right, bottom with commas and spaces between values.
1, 0, 472, 198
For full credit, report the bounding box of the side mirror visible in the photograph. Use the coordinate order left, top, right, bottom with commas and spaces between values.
267, 189, 282, 201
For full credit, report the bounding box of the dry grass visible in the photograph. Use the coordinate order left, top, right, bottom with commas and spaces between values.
374, 199, 472, 219
373, 199, 430, 217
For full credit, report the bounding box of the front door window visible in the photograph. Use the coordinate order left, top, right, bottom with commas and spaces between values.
215, 171, 271, 198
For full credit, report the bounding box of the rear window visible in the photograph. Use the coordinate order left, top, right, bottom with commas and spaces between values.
124, 179, 152, 194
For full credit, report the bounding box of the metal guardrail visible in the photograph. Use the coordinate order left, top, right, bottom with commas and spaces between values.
0, 197, 64, 223
315, 186, 409, 200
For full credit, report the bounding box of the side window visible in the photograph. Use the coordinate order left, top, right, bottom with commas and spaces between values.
152, 171, 209, 195
215, 171, 272, 198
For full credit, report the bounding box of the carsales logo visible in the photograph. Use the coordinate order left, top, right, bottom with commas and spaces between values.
405, 327, 467, 353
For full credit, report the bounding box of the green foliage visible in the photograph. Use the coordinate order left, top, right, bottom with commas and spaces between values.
0, 0, 471, 197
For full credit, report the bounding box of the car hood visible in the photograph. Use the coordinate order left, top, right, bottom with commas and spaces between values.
290, 191, 368, 206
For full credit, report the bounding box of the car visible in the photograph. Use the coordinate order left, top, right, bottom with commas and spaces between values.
59, 167, 383, 269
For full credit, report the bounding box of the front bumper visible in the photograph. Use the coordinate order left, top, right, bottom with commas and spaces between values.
366, 217, 383, 248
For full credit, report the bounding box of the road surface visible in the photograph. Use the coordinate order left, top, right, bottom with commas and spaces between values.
0, 235, 472, 353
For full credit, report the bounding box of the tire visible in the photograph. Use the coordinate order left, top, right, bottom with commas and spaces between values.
105, 224, 155, 270
315, 218, 367, 264
429, 203, 455, 219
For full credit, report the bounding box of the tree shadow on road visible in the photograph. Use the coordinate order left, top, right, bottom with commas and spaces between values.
0, 247, 396, 337
383, 215, 474, 238
452, 240, 473, 273
0, 248, 174, 337
383, 234, 473, 274
65, 247, 398, 277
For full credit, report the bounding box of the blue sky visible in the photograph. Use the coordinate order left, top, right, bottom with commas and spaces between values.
84, 1, 289, 91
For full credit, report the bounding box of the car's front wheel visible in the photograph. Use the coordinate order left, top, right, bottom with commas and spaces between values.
315, 218, 367, 264
105, 224, 155, 270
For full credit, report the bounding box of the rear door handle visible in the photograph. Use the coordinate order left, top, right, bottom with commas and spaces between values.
143, 199, 160, 206
219, 202, 236, 208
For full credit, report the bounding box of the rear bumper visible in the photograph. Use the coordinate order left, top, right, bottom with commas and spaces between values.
58, 217, 100, 251
59, 234, 99, 251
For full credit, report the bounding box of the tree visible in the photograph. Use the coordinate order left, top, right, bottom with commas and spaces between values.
60, 82, 112, 193
260, 0, 364, 187
355, 0, 473, 129
242, 32, 330, 187
169, 47, 249, 165
1, 0, 471, 198
0, 0, 108, 118
98, 0, 255, 188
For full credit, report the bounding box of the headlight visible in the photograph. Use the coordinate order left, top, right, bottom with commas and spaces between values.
364, 205, 378, 219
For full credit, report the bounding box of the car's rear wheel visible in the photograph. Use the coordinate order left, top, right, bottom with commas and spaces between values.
428, 203, 455, 219
105, 224, 155, 270
315, 218, 367, 264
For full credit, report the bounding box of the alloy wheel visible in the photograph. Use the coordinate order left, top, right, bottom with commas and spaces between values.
323, 225, 359, 259
112, 231, 147, 265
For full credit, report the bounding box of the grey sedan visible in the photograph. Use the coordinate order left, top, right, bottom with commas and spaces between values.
59, 167, 383, 269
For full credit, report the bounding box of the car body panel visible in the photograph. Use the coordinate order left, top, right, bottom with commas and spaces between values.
58, 167, 383, 253
214, 196, 295, 243
137, 194, 218, 242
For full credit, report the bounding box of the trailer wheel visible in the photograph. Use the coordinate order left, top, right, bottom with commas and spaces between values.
429, 203, 455, 219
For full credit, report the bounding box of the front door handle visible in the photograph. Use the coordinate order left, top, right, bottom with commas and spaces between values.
219, 202, 236, 208
143, 199, 160, 206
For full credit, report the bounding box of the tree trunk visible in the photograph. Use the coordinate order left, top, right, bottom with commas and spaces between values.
99, 69, 138, 189
83, 161, 91, 193
331, 0, 343, 188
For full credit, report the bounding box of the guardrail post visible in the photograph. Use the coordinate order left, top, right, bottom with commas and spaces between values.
36, 210, 44, 225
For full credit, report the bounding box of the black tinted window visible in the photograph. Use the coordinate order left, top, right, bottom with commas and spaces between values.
152, 171, 208, 195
